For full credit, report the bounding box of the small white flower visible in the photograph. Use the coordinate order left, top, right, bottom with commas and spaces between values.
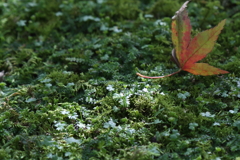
69, 113, 78, 119
55, 12, 63, 16
154, 20, 167, 26
17, 20, 26, 27
106, 85, 115, 91
200, 112, 215, 118
110, 26, 122, 33
142, 88, 148, 92
61, 110, 70, 115
213, 122, 220, 126
229, 110, 235, 114
77, 123, 86, 128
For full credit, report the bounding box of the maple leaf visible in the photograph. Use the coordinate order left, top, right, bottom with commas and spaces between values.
137, 1, 229, 79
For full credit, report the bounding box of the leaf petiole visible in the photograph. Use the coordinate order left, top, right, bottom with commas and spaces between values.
136, 69, 182, 79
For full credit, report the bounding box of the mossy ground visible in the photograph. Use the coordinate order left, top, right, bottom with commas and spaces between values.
0, 0, 240, 159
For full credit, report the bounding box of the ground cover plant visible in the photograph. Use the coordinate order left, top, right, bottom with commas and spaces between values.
0, 0, 240, 159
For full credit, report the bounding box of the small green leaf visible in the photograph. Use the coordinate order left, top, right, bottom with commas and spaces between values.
25, 98, 36, 103
65, 137, 82, 144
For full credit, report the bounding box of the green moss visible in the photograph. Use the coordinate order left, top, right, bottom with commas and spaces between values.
0, 0, 239, 159
0, 149, 9, 160
47, 70, 80, 85
148, 0, 181, 18
104, 0, 141, 20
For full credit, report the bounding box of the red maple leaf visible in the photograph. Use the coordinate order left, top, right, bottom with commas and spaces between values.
137, 1, 229, 79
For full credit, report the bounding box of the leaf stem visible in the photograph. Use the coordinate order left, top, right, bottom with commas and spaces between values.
136, 69, 182, 79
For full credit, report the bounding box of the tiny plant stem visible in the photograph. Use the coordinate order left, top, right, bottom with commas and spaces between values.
136, 69, 182, 79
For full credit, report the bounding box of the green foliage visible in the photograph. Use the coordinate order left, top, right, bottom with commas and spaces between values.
148, 0, 181, 18
105, 0, 141, 19
0, 0, 239, 159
